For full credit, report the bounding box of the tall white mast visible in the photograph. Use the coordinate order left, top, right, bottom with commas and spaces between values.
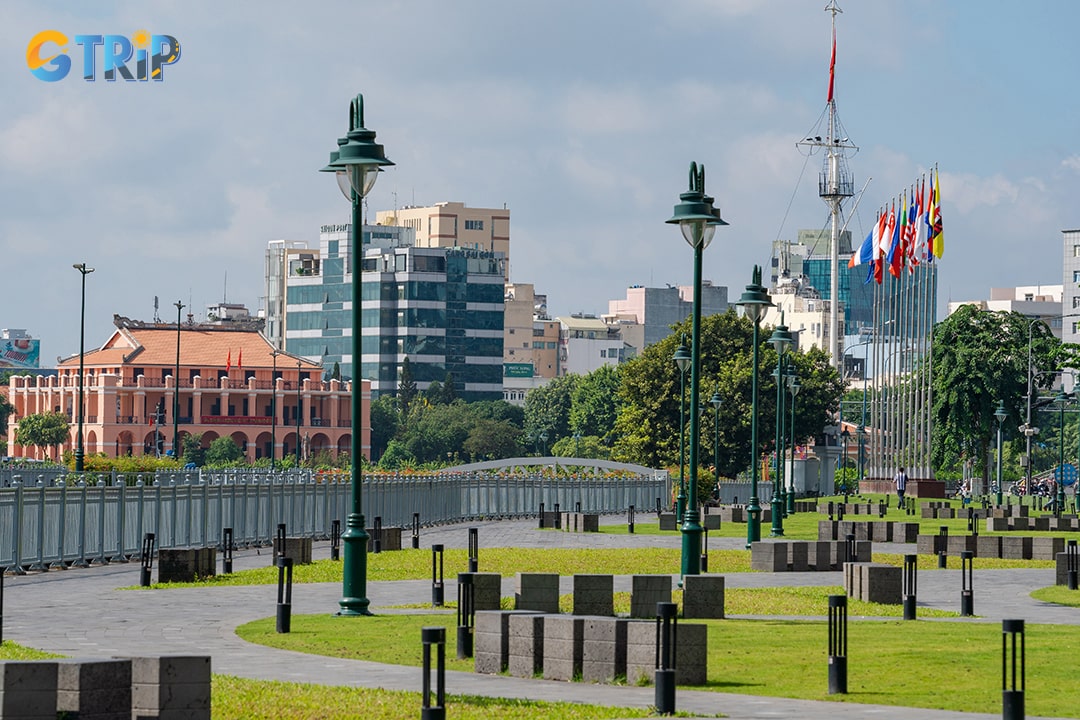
797, 1, 857, 369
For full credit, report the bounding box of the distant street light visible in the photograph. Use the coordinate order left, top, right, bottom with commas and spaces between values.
173, 301, 184, 460
72, 263, 94, 472
735, 267, 773, 547
710, 388, 722, 500
768, 319, 793, 536
673, 337, 691, 520
994, 401, 1007, 507
787, 373, 801, 515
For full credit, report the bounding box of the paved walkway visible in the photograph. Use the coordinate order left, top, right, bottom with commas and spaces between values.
2, 516, 1077, 719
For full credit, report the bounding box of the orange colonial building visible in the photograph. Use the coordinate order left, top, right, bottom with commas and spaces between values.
5, 315, 368, 463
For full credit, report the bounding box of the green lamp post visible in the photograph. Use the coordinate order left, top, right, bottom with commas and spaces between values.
1055, 392, 1072, 518
173, 301, 184, 460
735, 267, 773, 547
710, 388, 722, 499
321, 93, 394, 616
994, 401, 1007, 507
672, 337, 691, 520
786, 373, 800, 515
768, 320, 793, 536
72, 263, 94, 472
841, 428, 851, 503
666, 161, 725, 577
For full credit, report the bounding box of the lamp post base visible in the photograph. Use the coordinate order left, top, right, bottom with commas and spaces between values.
769, 495, 785, 537
680, 512, 703, 576
338, 513, 372, 616
74, 449, 84, 473
746, 496, 762, 547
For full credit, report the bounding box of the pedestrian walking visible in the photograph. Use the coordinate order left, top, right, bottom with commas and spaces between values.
895, 466, 908, 508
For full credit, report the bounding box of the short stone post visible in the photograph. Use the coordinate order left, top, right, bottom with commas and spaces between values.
700, 526, 708, 572
828, 594, 848, 694
938, 525, 948, 568
844, 533, 856, 564
538, 502, 545, 529
331, 519, 341, 561
222, 527, 234, 574
628, 504, 635, 533
902, 553, 917, 621
1002, 619, 1025, 720
431, 544, 445, 607
412, 512, 421, 549
1068, 540, 1079, 590
878, 499, 886, 518
960, 550, 974, 616
373, 516, 383, 554
276, 556, 293, 633
554, 503, 561, 529
575, 500, 582, 513
275, 523, 286, 564
828, 501, 834, 521
468, 527, 479, 572
654, 602, 678, 715
140, 532, 156, 587
421, 627, 446, 720
457, 573, 475, 659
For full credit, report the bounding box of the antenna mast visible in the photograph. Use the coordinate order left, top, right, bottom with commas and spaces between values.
797, 0, 858, 369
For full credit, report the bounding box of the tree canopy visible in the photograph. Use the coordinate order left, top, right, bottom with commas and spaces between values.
931, 304, 1079, 478
612, 310, 843, 478
14, 412, 69, 455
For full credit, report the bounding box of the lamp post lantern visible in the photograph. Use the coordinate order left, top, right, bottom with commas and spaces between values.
72, 263, 94, 472
994, 401, 1007, 507
672, 336, 691, 520
710, 388, 722, 500
173, 301, 184, 460
735, 267, 773, 547
321, 93, 393, 616
768, 320, 793, 536
787, 373, 801, 515
667, 161, 725, 576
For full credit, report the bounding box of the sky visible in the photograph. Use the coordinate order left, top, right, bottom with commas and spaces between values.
4, 1, 1080, 364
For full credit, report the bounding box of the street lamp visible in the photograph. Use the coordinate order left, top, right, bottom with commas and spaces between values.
667, 161, 725, 577
573, 430, 582, 458
295, 356, 303, 467
768, 319, 793, 536
270, 349, 280, 470
173, 301, 184, 460
321, 92, 394, 617
994, 400, 1007, 507
72, 263, 94, 472
540, 430, 549, 456
710, 388, 722, 499
735, 266, 773, 547
787, 373, 801, 515
672, 336, 691, 519
844, 336, 873, 484
840, 428, 851, 503
1055, 391, 1072, 518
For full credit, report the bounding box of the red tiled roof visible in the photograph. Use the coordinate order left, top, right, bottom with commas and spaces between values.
59, 325, 320, 370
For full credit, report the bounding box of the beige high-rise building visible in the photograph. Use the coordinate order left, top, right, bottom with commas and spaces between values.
502, 283, 559, 404
376, 202, 510, 277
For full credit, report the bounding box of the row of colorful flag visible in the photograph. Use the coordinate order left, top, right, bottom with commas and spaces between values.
848, 168, 943, 283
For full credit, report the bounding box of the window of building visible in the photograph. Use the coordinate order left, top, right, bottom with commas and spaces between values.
1073, 271, 1080, 283
465, 219, 484, 231
1073, 297, 1080, 309
1074, 244, 1080, 257
1024, 294, 1034, 301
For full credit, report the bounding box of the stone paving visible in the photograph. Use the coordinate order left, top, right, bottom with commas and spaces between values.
1, 515, 1077, 719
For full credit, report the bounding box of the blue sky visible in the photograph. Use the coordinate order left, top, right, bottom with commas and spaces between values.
4, 1, 1079, 362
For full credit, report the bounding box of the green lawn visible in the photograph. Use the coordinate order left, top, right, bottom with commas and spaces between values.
237, 613, 1080, 717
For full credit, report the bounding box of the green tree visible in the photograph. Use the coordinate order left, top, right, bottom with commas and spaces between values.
397, 357, 417, 420
13, 411, 69, 458
401, 402, 473, 463
378, 439, 415, 469
205, 436, 243, 465
931, 305, 1077, 482
181, 433, 206, 467
551, 434, 610, 460
369, 395, 399, 461
612, 310, 842, 481
330, 362, 341, 381
570, 365, 620, 444
0, 391, 13, 440
524, 374, 580, 449
463, 418, 523, 460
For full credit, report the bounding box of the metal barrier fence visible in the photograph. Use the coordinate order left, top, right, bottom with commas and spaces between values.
0, 470, 666, 571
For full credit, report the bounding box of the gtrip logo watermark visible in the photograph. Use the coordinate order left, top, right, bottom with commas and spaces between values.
26, 30, 181, 82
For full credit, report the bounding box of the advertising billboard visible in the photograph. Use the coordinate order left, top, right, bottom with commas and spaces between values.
0, 337, 40, 369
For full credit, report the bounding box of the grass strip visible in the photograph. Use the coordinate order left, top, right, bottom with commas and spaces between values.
237, 613, 1080, 717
